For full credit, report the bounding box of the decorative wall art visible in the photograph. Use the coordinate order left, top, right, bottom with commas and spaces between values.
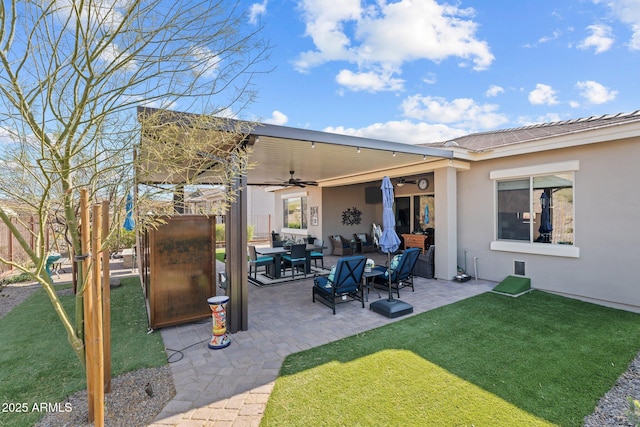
310, 206, 319, 226
341, 206, 362, 226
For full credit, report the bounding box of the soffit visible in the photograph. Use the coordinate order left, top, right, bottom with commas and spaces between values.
246, 135, 448, 187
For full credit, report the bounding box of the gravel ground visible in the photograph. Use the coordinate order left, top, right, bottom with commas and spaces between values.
2, 282, 640, 426
1, 282, 176, 427
34, 366, 175, 427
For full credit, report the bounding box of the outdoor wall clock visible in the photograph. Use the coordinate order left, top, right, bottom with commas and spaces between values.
341, 206, 362, 226
418, 178, 429, 190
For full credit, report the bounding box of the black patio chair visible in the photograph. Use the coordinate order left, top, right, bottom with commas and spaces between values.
248, 245, 275, 280
312, 255, 366, 314
373, 247, 421, 297
282, 243, 307, 278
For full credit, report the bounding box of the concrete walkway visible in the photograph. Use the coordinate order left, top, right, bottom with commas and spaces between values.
148, 253, 495, 426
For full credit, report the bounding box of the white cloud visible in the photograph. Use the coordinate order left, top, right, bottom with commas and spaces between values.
139, 98, 178, 110
538, 29, 562, 44
578, 24, 614, 53
485, 85, 504, 98
517, 113, 563, 126
422, 72, 437, 85
294, 0, 493, 92
631, 24, 640, 49
528, 84, 559, 105
575, 80, 617, 104
189, 45, 220, 79
400, 95, 509, 130
0, 126, 17, 144
335, 69, 404, 92
598, 0, 640, 50
324, 120, 468, 145
248, 1, 268, 25
51, 0, 128, 33
264, 110, 288, 125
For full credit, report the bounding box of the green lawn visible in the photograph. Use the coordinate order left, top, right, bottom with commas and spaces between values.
262, 291, 640, 426
0, 277, 166, 427
215, 247, 225, 263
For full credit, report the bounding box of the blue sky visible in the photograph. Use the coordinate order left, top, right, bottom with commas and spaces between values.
237, 0, 640, 144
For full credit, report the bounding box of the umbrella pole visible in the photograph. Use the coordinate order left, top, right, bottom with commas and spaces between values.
387, 252, 394, 302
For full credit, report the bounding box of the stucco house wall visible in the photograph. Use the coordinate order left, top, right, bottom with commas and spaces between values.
321, 184, 381, 252
456, 136, 640, 311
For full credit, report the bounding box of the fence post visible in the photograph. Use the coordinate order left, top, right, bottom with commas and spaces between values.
80, 189, 93, 421
102, 200, 111, 393
87, 203, 105, 425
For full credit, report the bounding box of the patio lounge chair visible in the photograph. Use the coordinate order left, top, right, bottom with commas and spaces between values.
373, 247, 421, 297
313, 255, 366, 314
353, 233, 374, 253
328, 235, 352, 256
248, 245, 276, 280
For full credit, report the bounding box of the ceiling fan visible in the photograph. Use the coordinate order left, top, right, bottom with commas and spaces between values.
396, 177, 416, 187
266, 170, 318, 188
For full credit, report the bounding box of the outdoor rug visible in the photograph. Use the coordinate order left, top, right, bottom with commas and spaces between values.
492, 275, 532, 297
248, 266, 331, 287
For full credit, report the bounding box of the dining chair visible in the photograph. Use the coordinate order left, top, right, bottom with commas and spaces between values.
310, 239, 324, 269
248, 245, 275, 280
282, 243, 307, 278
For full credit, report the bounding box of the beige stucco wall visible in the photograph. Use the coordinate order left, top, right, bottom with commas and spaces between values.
272, 179, 438, 255
457, 136, 640, 312
321, 184, 382, 252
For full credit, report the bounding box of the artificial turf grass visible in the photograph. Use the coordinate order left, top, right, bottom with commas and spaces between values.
264, 291, 640, 427
0, 277, 166, 427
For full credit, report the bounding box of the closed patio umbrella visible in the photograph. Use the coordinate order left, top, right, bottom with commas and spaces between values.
123, 193, 135, 231
379, 176, 401, 254
538, 192, 552, 242
370, 176, 413, 318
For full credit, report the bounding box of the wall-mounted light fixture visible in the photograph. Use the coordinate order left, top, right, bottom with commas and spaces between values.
392, 151, 396, 157
357, 147, 361, 153
311, 141, 315, 148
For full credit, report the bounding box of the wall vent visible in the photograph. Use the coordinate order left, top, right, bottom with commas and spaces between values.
514, 260, 526, 276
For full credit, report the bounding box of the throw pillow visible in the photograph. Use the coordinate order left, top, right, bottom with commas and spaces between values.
385, 254, 402, 277
326, 265, 337, 287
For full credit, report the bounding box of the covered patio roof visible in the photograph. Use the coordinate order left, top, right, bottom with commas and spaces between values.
246, 123, 454, 187
136, 106, 455, 187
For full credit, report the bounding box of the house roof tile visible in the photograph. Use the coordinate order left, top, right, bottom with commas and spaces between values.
424, 110, 640, 152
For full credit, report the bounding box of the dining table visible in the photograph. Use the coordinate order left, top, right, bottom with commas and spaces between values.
255, 244, 326, 279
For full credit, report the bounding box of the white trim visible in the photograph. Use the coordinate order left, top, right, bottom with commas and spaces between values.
491, 241, 580, 258
280, 191, 308, 199
489, 160, 579, 180
281, 227, 308, 235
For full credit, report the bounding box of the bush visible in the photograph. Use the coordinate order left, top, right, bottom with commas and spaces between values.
215, 224, 255, 243
104, 229, 136, 252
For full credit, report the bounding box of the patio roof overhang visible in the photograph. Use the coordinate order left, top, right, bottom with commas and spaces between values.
135, 107, 455, 188
245, 123, 454, 187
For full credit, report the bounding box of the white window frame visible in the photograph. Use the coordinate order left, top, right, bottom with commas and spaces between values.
281, 191, 308, 232
490, 161, 580, 258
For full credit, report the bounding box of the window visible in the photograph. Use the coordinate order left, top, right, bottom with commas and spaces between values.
496, 174, 574, 244
283, 196, 307, 229
491, 161, 579, 258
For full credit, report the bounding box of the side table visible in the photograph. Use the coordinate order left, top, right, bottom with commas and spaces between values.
362, 269, 384, 302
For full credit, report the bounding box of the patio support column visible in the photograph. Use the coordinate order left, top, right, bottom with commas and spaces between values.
434, 166, 458, 280
225, 175, 248, 333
